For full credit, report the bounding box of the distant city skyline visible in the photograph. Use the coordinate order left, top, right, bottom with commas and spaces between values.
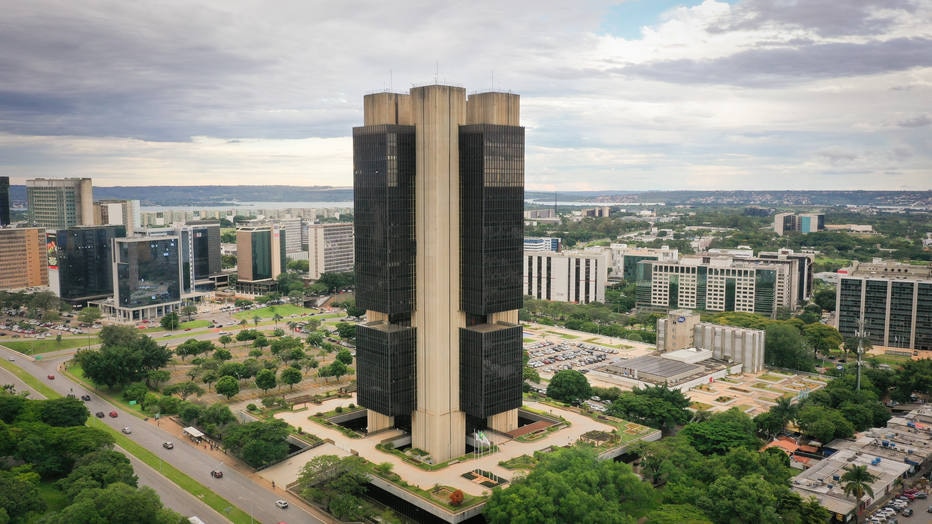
2, 1, 930, 191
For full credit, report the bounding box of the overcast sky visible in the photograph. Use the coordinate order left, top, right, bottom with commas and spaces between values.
2, 0, 930, 191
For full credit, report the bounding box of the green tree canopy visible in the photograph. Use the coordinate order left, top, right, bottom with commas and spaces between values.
484, 446, 657, 524
546, 369, 592, 404
222, 419, 290, 468
215, 376, 240, 399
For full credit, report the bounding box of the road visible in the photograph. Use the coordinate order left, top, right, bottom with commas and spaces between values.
1, 344, 323, 524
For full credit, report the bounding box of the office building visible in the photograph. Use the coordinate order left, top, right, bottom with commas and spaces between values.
94, 199, 140, 236
656, 310, 764, 373
774, 212, 824, 236
523, 250, 609, 303
307, 222, 354, 279
277, 218, 304, 256
610, 243, 679, 282
354, 85, 524, 463
0, 176, 10, 226
97, 236, 182, 321
0, 227, 48, 290
524, 237, 561, 252
835, 260, 932, 352
636, 255, 794, 319
758, 249, 815, 303
236, 225, 286, 294
52, 225, 125, 304
25, 178, 94, 230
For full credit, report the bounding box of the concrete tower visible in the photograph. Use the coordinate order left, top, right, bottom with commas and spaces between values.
354, 85, 524, 463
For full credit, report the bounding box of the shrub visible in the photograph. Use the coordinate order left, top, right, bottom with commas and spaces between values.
335, 406, 344, 414
450, 489, 464, 507
247, 403, 258, 412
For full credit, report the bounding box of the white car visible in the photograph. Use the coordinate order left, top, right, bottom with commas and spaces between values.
275, 500, 288, 509
121, 426, 132, 434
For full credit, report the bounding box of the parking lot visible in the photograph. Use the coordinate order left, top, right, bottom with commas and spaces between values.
525, 340, 616, 375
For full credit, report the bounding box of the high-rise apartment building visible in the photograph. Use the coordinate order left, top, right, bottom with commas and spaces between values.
836, 260, 932, 352
25, 178, 94, 230
0, 176, 10, 226
774, 212, 824, 236
353, 85, 524, 463
0, 228, 48, 290
307, 222, 354, 279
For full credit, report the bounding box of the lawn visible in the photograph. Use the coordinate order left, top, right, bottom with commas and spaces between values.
232, 305, 314, 320
1, 336, 99, 354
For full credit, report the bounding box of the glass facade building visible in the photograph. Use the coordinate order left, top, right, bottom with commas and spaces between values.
115, 237, 181, 309
56, 225, 125, 302
353, 87, 524, 462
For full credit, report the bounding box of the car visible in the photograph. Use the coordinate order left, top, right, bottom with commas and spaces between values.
47, 374, 55, 380
901, 492, 916, 500
902, 508, 913, 516
916, 492, 928, 499
109, 411, 118, 417
80, 394, 91, 401
162, 441, 174, 449
95, 411, 105, 418
210, 470, 223, 478
121, 426, 131, 434
928, 504, 932, 513
7, 357, 13, 361
275, 500, 288, 509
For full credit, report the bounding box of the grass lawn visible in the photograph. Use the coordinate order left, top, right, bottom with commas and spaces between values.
232, 305, 313, 320
1, 336, 99, 354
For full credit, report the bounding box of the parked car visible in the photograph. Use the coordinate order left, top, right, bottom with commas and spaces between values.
210, 470, 223, 478
901, 508, 913, 516
275, 500, 288, 509
916, 492, 928, 499
95, 411, 105, 418
162, 441, 174, 449
109, 411, 118, 417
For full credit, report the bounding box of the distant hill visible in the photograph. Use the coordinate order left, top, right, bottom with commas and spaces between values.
8, 185, 930, 208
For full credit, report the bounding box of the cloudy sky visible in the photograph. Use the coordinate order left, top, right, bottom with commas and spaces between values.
1, 0, 930, 191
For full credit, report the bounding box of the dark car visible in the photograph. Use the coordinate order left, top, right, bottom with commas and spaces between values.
95, 411, 105, 418
210, 470, 223, 478
47, 374, 55, 380
80, 394, 91, 401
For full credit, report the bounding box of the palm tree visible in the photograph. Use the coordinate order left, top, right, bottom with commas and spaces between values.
253, 315, 261, 328
841, 464, 877, 522
771, 396, 798, 431
272, 313, 283, 326
238, 319, 248, 330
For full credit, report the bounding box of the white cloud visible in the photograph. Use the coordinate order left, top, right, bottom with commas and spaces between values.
0, 0, 929, 191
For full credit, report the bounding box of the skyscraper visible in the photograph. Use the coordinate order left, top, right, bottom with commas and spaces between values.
353, 85, 525, 463
25, 178, 94, 230
0, 176, 10, 226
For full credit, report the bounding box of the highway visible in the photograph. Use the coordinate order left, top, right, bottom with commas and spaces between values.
1, 344, 324, 524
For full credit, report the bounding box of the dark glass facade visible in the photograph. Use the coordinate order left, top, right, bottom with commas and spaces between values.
356, 322, 416, 416
459, 323, 523, 418
917, 283, 932, 350
181, 224, 221, 292
754, 269, 776, 318
353, 125, 416, 316
57, 226, 125, 302
459, 124, 524, 315
0, 176, 9, 226
116, 238, 181, 308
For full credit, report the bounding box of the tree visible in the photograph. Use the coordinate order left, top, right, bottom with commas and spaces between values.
280, 367, 303, 390
336, 349, 353, 365
765, 323, 814, 371
607, 385, 691, 434
160, 312, 180, 331
215, 376, 240, 399
218, 334, 232, 347
56, 449, 138, 500
0, 470, 46, 522
320, 360, 348, 382
181, 304, 198, 322
147, 370, 170, 390
255, 368, 277, 394
306, 331, 324, 347
812, 288, 836, 312
77, 307, 103, 326
252, 314, 261, 327
335, 322, 356, 340
679, 408, 761, 455
450, 489, 465, 507
222, 419, 290, 468
37, 397, 90, 427
546, 369, 591, 404
803, 323, 843, 356
484, 446, 657, 523
287, 259, 309, 273
841, 464, 877, 521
